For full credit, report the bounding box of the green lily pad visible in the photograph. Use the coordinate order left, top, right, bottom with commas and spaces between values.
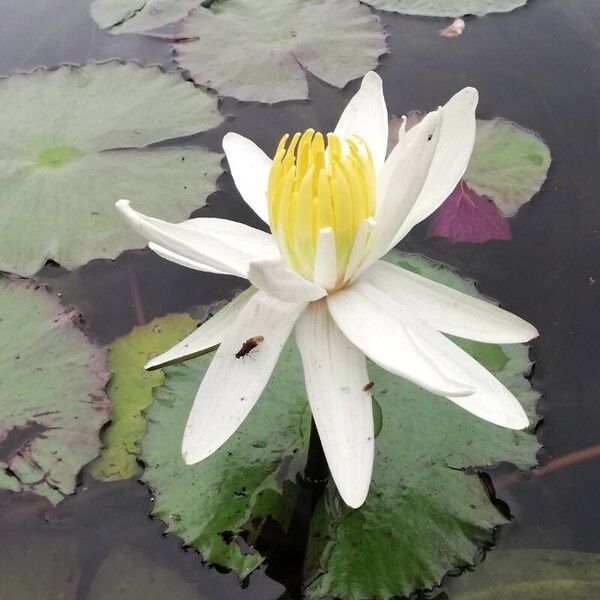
0, 279, 111, 504
361, 0, 527, 17
440, 549, 600, 598
140, 252, 538, 596
465, 118, 551, 217
173, 0, 387, 103
91, 0, 199, 34
0, 61, 223, 276
89, 314, 198, 482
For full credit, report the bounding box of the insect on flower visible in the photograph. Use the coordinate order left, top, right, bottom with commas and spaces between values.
235, 335, 264, 359
363, 381, 374, 392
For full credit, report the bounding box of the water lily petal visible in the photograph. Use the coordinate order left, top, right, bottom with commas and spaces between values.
248, 257, 328, 303
390, 87, 478, 246
313, 227, 338, 290
295, 301, 374, 508
363, 260, 539, 343
223, 132, 272, 224
334, 71, 388, 174
363, 110, 443, 269
116, 200, 276, 277
327, 280, 475, 398
407, 316, 529, 429
148, 242, 231, 275
182, 291, 306, 464
145, 288, 258, 370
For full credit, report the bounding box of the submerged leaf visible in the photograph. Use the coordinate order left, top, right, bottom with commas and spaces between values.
0, 279, 110, 504
362, 0, 527, 17
139, 252, 538, 595
90, 314, 198, 481
465, 118, 551, 217
0, 61, 223, 276
427, 180, 511, 243
91, 0, 199, 34
173, 0, 387, 103
440, 549, 600, 598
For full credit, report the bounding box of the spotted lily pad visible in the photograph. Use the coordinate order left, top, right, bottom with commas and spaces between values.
362, 0, 527, 17
91, 0, 199, 34
90, 314, 197, 482
0, 61, 223, 276
140, 252, 538, 596
427, 180, 511, 242
173, 0, 387, 103
0, 279, 110, 504
440, 549, 600, 598
464, 118, 552, 217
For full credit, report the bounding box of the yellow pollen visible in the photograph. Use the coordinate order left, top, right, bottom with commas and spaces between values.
267, 129, 376, 285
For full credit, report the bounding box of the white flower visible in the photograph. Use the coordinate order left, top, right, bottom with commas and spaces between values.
116, 72, 538, 509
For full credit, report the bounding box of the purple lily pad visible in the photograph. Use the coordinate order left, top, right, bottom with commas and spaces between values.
426, 181, 511, 243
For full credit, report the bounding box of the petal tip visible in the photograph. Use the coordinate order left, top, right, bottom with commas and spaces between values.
362, 70, 382, 88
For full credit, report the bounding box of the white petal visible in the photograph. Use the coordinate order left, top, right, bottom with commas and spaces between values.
223, 132, 272, 224
406, 316, 529, 429
334, 71, 388, 174
390, 87, 478, 246
364, 110, 443, 268
327, 280, 475, 398
248, 257, 327, 303
362, 261, 539, 343
295, 301, 374, 508
116, 200, 277, 277
313, 228, 337, 290
145, 287, 257, 370
148, 242, 230, 275
343, 217, 375, 283
182, 291, 305, 464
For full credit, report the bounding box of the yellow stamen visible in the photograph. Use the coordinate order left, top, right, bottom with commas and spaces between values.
267, 129, 376, 288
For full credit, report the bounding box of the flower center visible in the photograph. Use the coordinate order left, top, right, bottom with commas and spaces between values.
267, 129, 376, 286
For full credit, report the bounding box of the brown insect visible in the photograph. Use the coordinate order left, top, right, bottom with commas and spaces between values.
235, 336, 264, 359
363, 381, 374, 392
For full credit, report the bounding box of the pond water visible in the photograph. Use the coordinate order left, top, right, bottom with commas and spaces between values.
0, 0, 599, 598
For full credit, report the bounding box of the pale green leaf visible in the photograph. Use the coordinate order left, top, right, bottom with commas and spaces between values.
174, 0, 387, 103
465, 118, 551, 217
0, 61, 223, 276
0, 279, 111, 504
362, 0, 527, 18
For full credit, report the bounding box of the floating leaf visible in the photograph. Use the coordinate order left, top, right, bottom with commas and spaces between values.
0, 61, 223, 276
427, 180, 511, 243
140, 252, 538, 595
303, 253, 539, 600
440, 549, 600, 598
0, 279, 110, 504
361, 0, 527, 17
173, 0, 387, 103
465, 118, 551, 217
90, 314, 197, 482
91, 0, 199, 35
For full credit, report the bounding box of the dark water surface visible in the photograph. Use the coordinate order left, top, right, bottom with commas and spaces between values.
1, 0, 599, 597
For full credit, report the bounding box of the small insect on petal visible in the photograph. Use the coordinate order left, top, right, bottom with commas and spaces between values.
235, 335, 265, 359
363, 381, 374, 392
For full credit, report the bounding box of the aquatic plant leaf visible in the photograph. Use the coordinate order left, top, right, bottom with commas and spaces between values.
173, 0, 387, 103
440, 549, 600, 598
362, 0, 527, 17
465, 118, 551, 217
90, 314, 197, 481
91, 0, 199, 34
0, 279, 110, 504
303, 253, 540, 600
140, 253, 538, 592
0, 61, 223, 276
141, 336, 311, 578
426, 180, 511, 242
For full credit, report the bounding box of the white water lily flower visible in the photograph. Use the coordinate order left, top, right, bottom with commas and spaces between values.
116, 72, 538, 509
